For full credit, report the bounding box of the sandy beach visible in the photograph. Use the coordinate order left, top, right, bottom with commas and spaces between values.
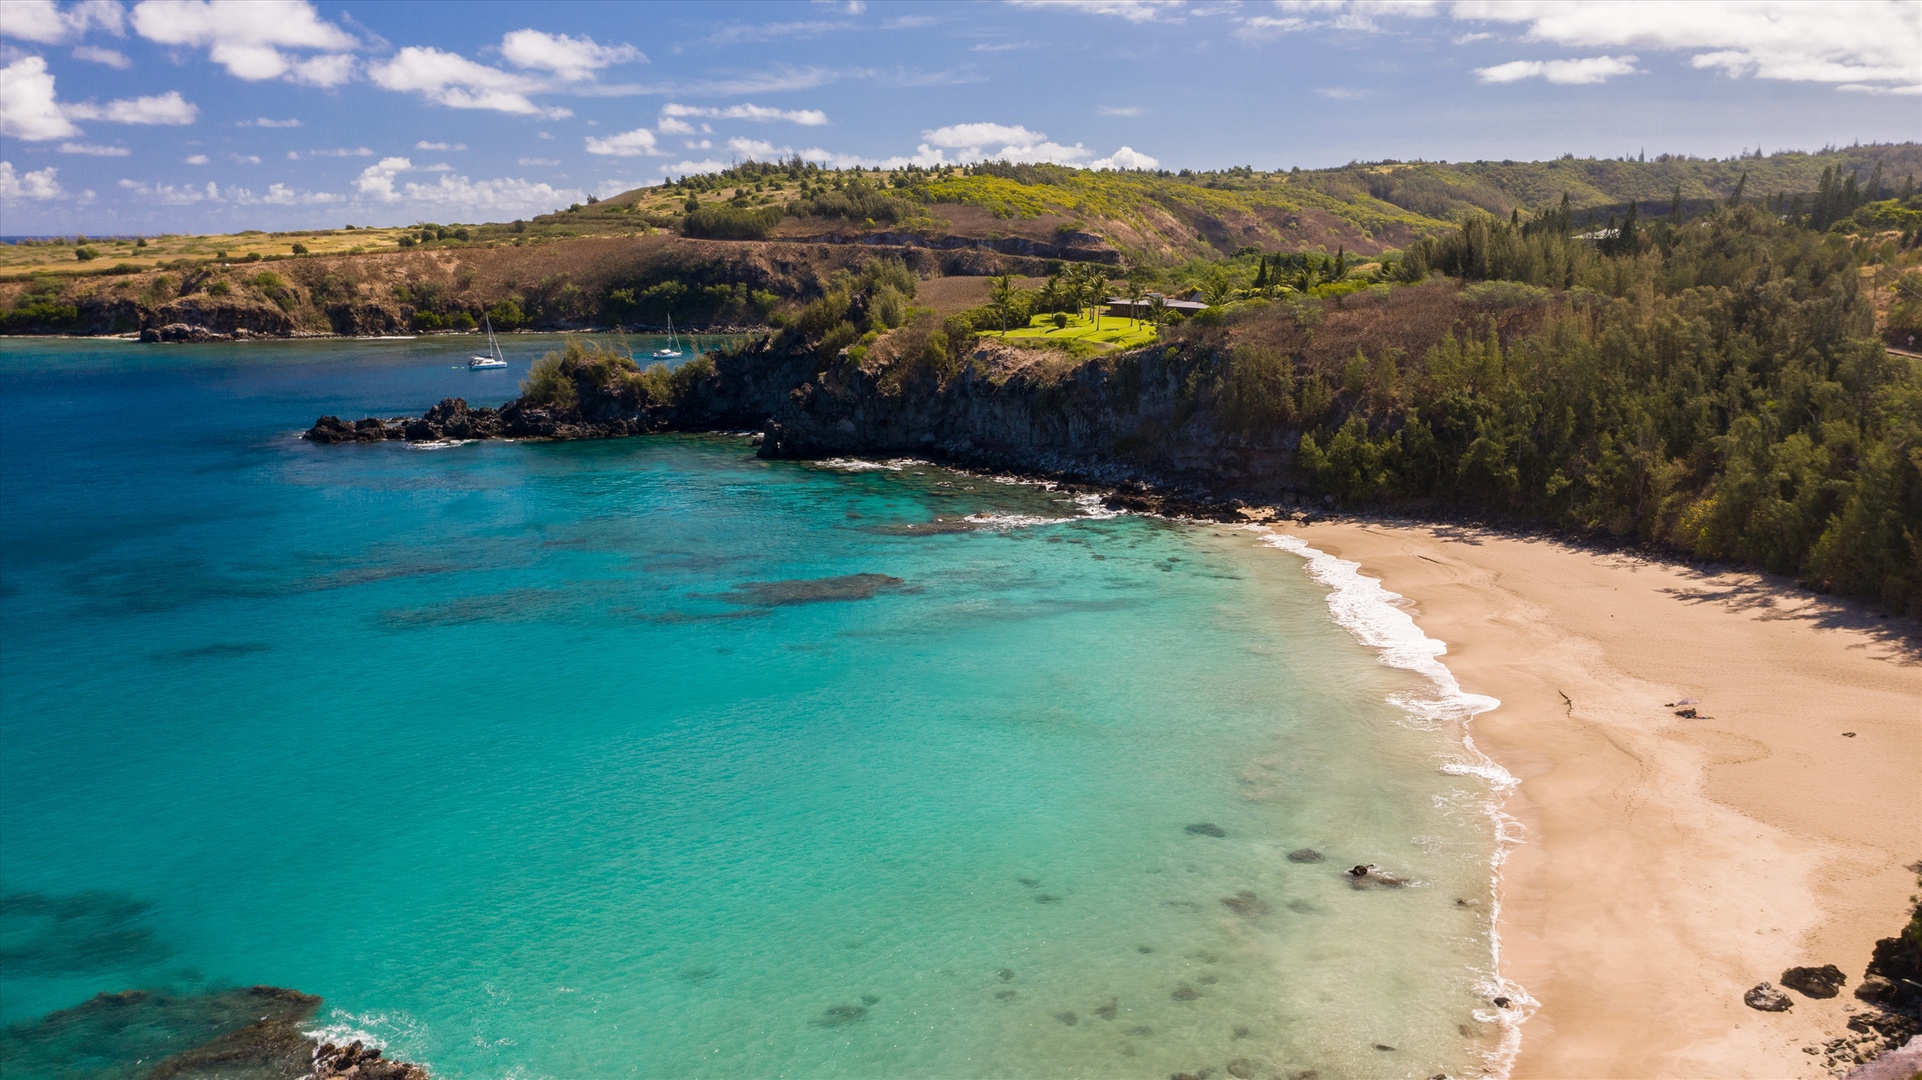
1279, 520, 1922, 1079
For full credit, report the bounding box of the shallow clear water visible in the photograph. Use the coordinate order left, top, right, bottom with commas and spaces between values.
0, 335, 1504, 1079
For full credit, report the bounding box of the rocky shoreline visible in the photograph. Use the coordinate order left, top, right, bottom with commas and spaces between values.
0, 984, 430, 1079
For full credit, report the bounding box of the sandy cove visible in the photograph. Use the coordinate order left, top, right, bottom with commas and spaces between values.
1279, 521, 1921, 1079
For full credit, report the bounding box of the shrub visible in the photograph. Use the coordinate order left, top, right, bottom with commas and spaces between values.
683, 205, 783, 240
487, 298, 527, 328
74, 247, 98, 261
290, 242, 309, 255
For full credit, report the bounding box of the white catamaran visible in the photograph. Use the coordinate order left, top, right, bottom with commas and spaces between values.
653, 315, 685, 360
467, 315, 508, 369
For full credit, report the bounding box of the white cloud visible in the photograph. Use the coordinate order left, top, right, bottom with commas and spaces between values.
1475, 55, 1640, 84
657, 116, 696, 135
66, 89, 198, 124
518, 156, 560, 165
353, 156, 410, 200
498, 29, 643, 81
1090, 145, 1158, 169
415, 140, 467, 150
72, 44, 131, 67
229, 152, 260, 163
262, 181, 339, 204
184, 153, 208, 163
352, 155, 580, 212
129, 0, 358, 84
702, 20, 850, 46
1452, 0, 1921, 88
584, 126, 660, 156
307, 146, 373, 157
369, 46, 569, 117
1007, 0, 1187, 24
116, 174, 338, 205
1453, 31, 1494, 44
686, 139, 713, 149
117, 176, 216, 204
0, 161, 65, 199
59, 141, 130, 155
726, 136, 783, 158
1097, 105, 1141, 116
659, 157, 731, 176
1315, 85, 1376, 99
661, 102, 829, 125
0, 0, 126, 44
0, 56, 80, 140
288, 52, 355, 87
1837, 82, 1922, 94
239, 117, 300, 127
918, 122, 1091, 164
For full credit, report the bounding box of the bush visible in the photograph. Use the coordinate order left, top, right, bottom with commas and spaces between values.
74, 247, 97, 261
487, 298, 527, 328
682, 204, 783, 240
290, 242, 309, 255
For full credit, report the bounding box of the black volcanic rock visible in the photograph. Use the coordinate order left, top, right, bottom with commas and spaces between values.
1781, 964, 1847, 999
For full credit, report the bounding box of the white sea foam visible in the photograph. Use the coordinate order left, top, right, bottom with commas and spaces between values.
408, 439, 475, 451
814, 457, 922, 472
1256, 528, 1534, 1079
956, 511, 1077, 529
303, 1006, 428, 1056
1070, 492, 1125, 520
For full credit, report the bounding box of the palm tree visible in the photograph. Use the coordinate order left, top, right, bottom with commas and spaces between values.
1079, 267, 1108, 332
1204, 272, 1234, 307
1148, 293, 1167, 333
988, 274, 1018, 336
1125, 281, 1146, 325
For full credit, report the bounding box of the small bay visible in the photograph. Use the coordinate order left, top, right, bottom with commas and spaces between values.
0, 335, 1503, 1079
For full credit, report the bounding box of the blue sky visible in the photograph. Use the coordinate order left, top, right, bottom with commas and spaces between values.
3, 0, 1918, 233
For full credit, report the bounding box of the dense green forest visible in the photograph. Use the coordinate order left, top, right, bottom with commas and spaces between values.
1171, 206, 1922, 614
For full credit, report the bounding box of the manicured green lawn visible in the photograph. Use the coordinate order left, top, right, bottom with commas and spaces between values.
999, 312, 1157, 349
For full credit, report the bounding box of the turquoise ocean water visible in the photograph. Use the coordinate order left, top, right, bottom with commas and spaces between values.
0, 335, 1509, 1079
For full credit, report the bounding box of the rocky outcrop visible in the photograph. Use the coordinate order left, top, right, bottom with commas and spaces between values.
1782, 964, 1848, 999
1, 984, 433, 1078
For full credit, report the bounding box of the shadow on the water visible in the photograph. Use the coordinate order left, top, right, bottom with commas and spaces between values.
150, 642, 275, 662
0, 890, 171, 976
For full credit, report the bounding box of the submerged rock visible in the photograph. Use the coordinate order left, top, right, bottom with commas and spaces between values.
1184, 823, 1227, 838
1285, 848, 1323, 863
814, 1004, 869, 1026
1220, 891, 1269, 917
1344, 864, 1411, 889
1054, 1011, 1079, 1026
1094, 998, 1118, 1021
1781, 964, 1847, 998
1171, 984, 1200, 1002
718, 573, 909, 606
1745, 982, 1793, 1011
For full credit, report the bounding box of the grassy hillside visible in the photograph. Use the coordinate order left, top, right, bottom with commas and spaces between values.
5, 143, 1917, 338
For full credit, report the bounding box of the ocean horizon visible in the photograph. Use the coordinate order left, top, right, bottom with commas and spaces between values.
0, 335, 1515, 1079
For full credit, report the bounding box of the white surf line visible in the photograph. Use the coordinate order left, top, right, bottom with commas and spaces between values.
1254, 527, 1535, 1080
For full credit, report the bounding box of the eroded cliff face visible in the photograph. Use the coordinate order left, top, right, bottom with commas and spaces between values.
309, 333, 1309, 506
758, 341, 1307, 497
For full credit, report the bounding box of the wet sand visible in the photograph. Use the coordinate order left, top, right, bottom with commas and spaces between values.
1281, 520, 1921, 1079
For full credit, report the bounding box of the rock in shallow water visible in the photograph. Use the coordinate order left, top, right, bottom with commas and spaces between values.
1744, 982, 1793, 1011
1286, 848, 1323, 863
1185, 823, 1227, 838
